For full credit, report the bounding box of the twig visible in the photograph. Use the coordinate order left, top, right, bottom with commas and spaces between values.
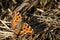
33, 34, 40, 40
0, 30, 14, 39
37, 8, 44, 12
0, 26, 13, 32
0, 20, 10, 30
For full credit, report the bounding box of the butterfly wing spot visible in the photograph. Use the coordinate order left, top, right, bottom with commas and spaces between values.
27, 26, 29, 28
17, 13, 20, 16
19, 16, 20, 18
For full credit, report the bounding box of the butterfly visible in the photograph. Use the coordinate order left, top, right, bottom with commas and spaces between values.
11, 11, 33, 34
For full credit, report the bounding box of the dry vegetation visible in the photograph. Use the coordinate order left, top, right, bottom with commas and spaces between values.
0, 0, 60, 40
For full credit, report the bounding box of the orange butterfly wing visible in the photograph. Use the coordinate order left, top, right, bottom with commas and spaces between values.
21, 23, 33, 34
11, 12, 22, 29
